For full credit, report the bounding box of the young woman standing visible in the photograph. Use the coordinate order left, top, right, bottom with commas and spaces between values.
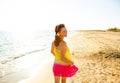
51, 24, 78, 83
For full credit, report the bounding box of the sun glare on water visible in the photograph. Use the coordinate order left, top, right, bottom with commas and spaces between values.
11, 29, 37, 41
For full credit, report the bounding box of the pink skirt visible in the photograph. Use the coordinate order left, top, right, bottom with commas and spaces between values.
53, 63, 78, 77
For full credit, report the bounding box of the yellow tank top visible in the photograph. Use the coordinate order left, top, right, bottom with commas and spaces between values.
54, 45, 72, 65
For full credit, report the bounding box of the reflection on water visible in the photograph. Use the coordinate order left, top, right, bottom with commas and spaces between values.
0, 30, 53, 58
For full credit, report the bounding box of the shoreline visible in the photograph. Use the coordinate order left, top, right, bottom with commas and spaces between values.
0, 51, 54, 83
18, 60, 54, 83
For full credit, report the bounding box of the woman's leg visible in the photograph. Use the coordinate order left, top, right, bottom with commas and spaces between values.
61, 77, 67, 83
54, 76, 60, 83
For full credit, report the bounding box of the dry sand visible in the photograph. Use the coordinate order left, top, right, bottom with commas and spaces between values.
67, 31, 120, 83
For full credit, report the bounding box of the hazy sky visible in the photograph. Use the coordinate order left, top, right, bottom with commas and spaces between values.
0, 0, 120, 31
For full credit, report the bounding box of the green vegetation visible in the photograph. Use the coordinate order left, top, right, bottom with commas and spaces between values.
107, 27, 120, 32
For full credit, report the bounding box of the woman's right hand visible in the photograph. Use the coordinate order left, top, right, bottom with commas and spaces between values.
69, 61, 74, 66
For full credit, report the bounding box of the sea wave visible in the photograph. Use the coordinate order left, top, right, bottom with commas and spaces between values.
0, 48, 47, 64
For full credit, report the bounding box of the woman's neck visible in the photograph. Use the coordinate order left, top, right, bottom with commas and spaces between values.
59, 36, 64, 40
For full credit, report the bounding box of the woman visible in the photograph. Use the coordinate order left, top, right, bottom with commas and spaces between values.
51, 24, 78, 83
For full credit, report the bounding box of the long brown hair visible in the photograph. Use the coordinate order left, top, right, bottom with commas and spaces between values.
54, 24, 65, 47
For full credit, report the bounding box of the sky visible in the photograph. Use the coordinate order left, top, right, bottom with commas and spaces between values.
0, 0, 120, 31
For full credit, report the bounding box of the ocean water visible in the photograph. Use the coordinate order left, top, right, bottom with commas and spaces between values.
0, 30, 73, 64
0, 30, 53, 63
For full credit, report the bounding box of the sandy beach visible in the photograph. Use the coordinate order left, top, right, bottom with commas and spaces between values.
67, 30, 120, 83
0, 30, 120, 83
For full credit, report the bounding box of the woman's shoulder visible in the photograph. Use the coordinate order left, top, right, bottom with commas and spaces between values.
59, 40, 67, 47
60, 40, 66, 44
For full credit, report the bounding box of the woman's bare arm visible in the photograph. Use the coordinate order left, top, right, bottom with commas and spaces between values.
51, 42, 55, 56
60, 41, 73, 65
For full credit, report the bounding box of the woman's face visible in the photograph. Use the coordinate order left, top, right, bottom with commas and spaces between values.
59, 27, 67, 38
